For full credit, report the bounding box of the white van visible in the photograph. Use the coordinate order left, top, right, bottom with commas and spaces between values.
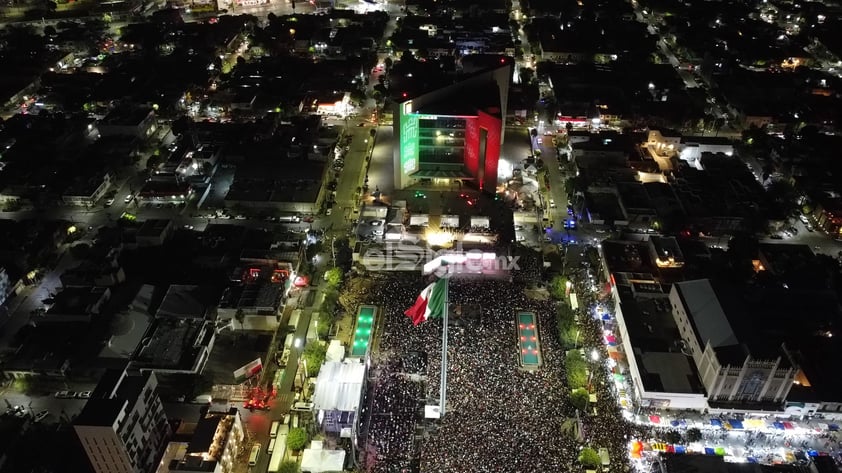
283, 334, 294, 349
267, 438, 276, 454
248, 444, 261, 466
288, 311, 300, 330
269, 421, 280, 438
282, 414, 291, 425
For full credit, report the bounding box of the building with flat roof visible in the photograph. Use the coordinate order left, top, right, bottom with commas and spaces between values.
100, 285, 155, 360
393, 63, 511, 190
136, 219, 174, 247
156, 285, 220, 320
610, 273, 707, 410
158, 407, 244, 473
670, 279, 798, 407
224, 156, 328, 214
75, 369, 170, 473
40, 286, 110, 324
136, 180, 193, 204
131, 316, 215, 375
62, 171, 113, 207
98, 105, 157, 139
218, 256, 293, 330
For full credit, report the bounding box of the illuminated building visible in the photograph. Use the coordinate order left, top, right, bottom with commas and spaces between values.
393, 63, 511, 190
162, 408, 244, 473
670, 279, 798, 405
75, 370, 170, 473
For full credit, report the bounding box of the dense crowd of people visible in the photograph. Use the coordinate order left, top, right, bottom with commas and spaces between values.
359, 274, 636, 473
365, 370, 423, 459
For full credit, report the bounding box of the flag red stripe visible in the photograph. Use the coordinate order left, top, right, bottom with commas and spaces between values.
404, 295, 428, 325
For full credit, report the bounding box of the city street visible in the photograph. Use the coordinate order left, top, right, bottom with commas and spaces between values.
0, 385, 97, 424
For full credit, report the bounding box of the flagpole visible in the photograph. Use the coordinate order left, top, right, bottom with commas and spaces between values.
439, 278, 449, 417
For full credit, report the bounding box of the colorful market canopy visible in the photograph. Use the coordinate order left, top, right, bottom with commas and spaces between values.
649, 415, 661, 424
630, 441, 643, 459
728, 419, 744, 430
745, 419, 766, 429
773, 421, 785, 430
715, 447, 727, 456
710, 419, 723, 427
829, 424, 840, 431
783, 421, 795, 430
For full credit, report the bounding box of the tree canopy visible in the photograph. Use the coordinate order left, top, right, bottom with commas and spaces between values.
286, 427, 308, 451
570, 388, 590, 411
278, 461, 299, 473
556, 304, 578, 349
578, 447, 601, 467
302, 342, 327, 377
325, 267, 343, 288
566, 350, 588, 389
549, 275, 569, 299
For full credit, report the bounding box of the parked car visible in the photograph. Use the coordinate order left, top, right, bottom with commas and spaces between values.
124, 194, 134, 204
104, 198, 115, 207
34, 410, 49, 423
76, 391, 92, 399
54, 391, 77, 399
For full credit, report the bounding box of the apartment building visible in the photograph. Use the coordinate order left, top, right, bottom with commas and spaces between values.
74, 370, 170, 473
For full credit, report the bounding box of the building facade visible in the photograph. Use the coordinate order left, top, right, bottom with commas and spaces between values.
162, 407, 244, 473
670, 280, 797, 405
74, 370, 170, 473
393, 64, 511, 190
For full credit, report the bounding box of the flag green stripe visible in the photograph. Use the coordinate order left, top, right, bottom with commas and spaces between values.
426, 278, 447, 319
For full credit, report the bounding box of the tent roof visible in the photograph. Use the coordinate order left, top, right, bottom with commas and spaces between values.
301, 447, 345, 473
325, 340, 345, 363
312, 361, 365, 412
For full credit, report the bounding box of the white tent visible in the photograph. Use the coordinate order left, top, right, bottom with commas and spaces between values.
301, 444, 345, 473
384, 226, 403, 241
440, 215, 460, 228
312, 361, 365, 412
470, 216, 490, 228
325, 340, 345, 363
409, 214, 429, 227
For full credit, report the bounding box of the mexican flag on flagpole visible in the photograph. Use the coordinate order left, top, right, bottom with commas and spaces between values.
404, 278, 448, 326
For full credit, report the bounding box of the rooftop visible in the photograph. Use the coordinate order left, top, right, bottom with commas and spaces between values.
45, 286, 108, 318
100, 285, 155, 359
616, 281, 705, 395
673, 279, 739, 350
133, 318, 213, 371
76, 370, 154, 427
101, 105, 153, 127
156, 284, 220, 319
414, 80, 503, 117
137, 219, 173, 238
